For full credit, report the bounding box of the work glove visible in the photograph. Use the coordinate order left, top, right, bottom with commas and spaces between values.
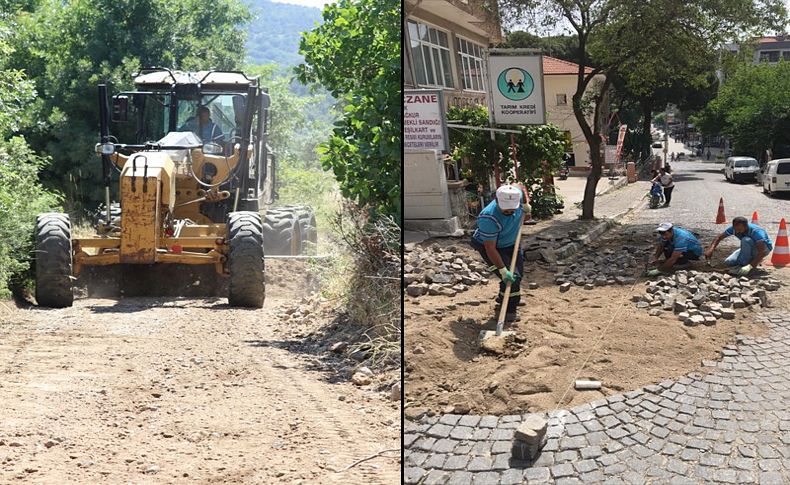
498, 267, 516, 283
730, 264, 752, 276
646, 269, 662, 277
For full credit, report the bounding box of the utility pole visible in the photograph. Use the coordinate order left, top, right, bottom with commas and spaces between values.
663, 104, 670, 168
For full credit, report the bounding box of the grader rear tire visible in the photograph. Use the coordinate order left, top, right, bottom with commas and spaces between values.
35, 213, 74, 308
226, 211, 265, 308
262, 210, 299, 256
262, 206, 316, 255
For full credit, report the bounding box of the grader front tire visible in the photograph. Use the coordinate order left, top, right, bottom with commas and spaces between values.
35, 213, 74, 308
226, 211, 265, 308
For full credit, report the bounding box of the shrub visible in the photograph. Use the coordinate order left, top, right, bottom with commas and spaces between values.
0, 137, 59, 296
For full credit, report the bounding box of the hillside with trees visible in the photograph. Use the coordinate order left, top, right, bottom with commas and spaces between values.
246, 0, 323, 68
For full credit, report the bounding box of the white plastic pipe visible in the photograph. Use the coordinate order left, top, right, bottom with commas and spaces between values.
575, 380, 602, 390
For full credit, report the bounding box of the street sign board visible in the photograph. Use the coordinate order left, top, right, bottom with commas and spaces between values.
487, 51, 546, 125
404, 89, 448, 152
614, 125, 627, 162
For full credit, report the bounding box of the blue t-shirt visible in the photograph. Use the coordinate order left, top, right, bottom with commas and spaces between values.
472, 196, 523, 248
658, 227, 703, 256
723, 223, 773, 251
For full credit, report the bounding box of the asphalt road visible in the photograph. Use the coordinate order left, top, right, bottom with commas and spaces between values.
635, 159, 790, 256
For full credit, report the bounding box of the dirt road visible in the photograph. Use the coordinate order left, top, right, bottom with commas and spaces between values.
0, 261, 400, 483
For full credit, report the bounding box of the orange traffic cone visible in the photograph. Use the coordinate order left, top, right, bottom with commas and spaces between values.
715, 198, 727, 224
751, 211, 759, 224
769, 218, 789, 267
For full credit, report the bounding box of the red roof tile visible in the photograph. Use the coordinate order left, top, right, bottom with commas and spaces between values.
543, 56, 594, 75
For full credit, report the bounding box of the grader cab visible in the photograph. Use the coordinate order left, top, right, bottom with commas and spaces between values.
34, 69, 316, 308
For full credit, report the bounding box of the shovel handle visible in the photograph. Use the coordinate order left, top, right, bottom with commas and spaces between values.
496, 211, 527, 335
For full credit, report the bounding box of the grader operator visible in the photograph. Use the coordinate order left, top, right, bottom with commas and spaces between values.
34, 69, 315, 308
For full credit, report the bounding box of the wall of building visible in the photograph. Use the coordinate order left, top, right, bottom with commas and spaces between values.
405, 8, 494, 110
543, 74, 595, 167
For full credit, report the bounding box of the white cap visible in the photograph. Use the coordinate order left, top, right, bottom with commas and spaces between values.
656, 222, 673, 232
496, 185, 522, 211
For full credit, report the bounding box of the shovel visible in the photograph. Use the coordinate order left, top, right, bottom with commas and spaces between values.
480, 213, 526, 341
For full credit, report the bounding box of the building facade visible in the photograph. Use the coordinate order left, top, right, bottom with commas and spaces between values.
541, 56, 606, 169
404, 0, 502, 110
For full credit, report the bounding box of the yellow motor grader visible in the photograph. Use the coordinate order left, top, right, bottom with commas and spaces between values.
34, 69, 316, 308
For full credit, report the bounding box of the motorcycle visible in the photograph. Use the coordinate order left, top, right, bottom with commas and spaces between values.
649, 181, 665, 209
558, 161, 570, 180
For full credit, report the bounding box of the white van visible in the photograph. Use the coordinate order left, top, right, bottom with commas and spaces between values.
763, 158, 790, 195
724, 157, 759, 183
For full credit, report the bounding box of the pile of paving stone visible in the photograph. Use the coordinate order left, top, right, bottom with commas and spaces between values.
632, 270, 781, 326
553, 247, 642, 292
404, 244, 490, 298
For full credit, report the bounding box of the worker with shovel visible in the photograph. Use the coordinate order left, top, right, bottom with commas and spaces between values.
704, 216, 772, 276
470, 185, 531, 322
646, 222, 703, 276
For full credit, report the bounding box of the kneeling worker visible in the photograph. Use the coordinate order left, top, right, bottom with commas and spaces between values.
647, 222, 703, 276
704, 216, 772, 276
470, 185, 531, 322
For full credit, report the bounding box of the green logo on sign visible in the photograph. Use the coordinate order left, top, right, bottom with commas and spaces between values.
497, 68, 534, 101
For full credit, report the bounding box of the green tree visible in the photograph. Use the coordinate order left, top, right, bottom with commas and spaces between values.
296, 0, 400, 223
0, 21, 58, 296
499, 0, 788, 219
693, 61, 790, 160
7, 0, 251, 208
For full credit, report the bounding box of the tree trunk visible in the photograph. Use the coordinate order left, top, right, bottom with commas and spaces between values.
581, 136, 602, 219
640, 99, 653, 162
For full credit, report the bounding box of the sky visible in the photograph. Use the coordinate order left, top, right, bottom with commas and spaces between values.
269, 0, 329, 8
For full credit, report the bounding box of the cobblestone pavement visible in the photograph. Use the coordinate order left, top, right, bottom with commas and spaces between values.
405, 162, 790, 484
405, 312, 790, 485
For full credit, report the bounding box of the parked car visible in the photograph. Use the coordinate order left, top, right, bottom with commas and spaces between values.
763, 158, 790, 196
652, 142, 663, 148
724, 157, 759, 183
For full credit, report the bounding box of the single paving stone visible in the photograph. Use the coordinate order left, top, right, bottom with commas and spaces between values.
423, 453, 448, 469
565, 423, 587, 437
458, 415, 482, 427
603, 463, 628, 475
491, 441, 510, 454
651, 426, 671, 439
404, 467, 426, 484
479, 416, 499, 428
574, 459, 598, 474
581, 445, 604, 460
422, 469, 449, 485
580, 470, 605, 483
471, 428, 492, 441
551, 462, 575, 478
414, 437, 437, 452
467, 456, 493, 472
715, 468, 737, 483
679, 448, 700, 461
524, 466, 551, 483
427, 423, 454, 439
686, 438, 710, 450
443, 454, 470, 471
666, 458, 688, 475
446, 471, 474, 485
759, 471, 785, 484
607, 426, 631, 440
471, 471, 501, 484
450, 426, 474, 440
499, 468, 526, 485
533, 451, 555, 468
555, 450, 578, 463
699, 452, 726, 467
440, 415, 462, 426
490, 428, 514, 441
560, 436, 587, 450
